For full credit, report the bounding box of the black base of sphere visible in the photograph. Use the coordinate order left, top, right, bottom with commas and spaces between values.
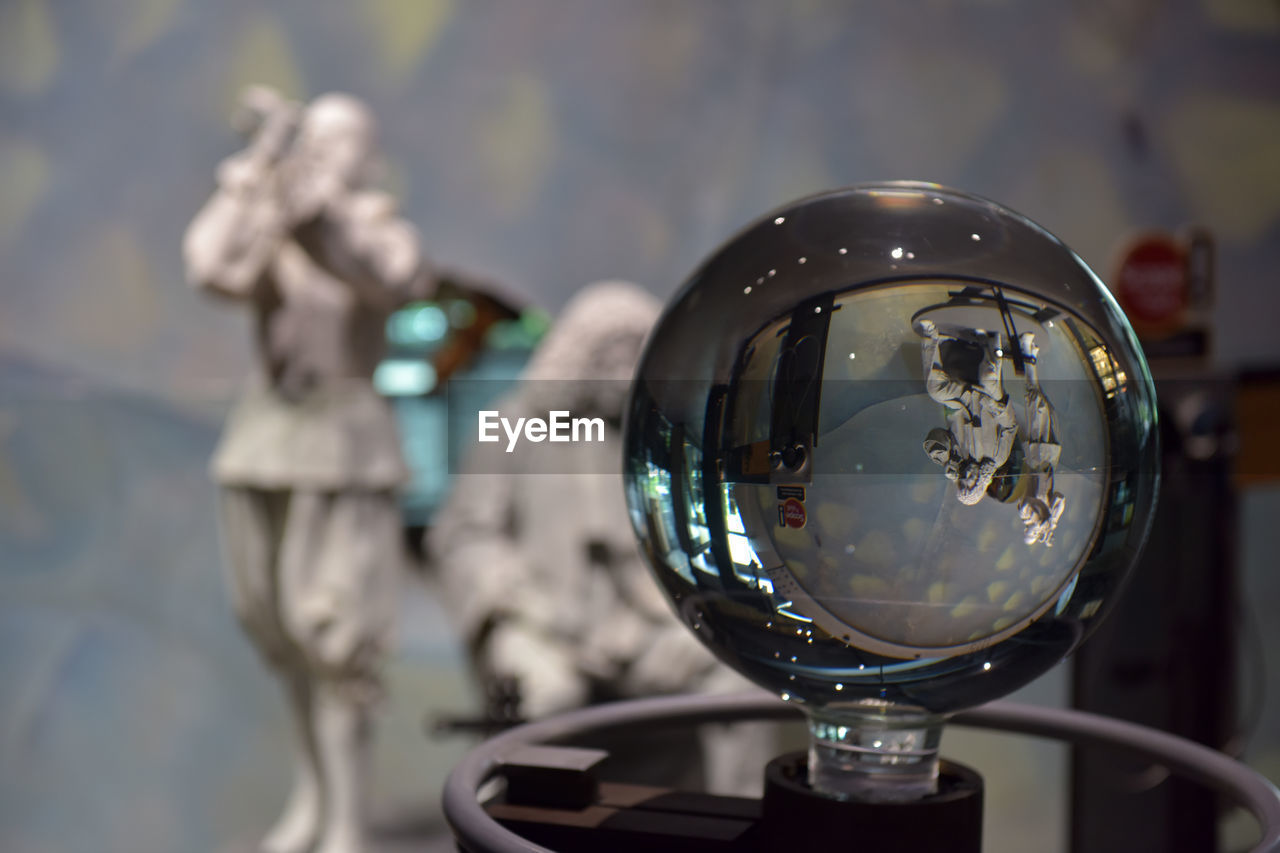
760, 751, 984, 853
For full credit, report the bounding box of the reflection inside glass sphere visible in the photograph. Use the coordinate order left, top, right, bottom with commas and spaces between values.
722, 281, 1109, 657
624, 184, 1157, 800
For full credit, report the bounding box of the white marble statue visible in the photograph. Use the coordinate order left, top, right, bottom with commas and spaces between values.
184, 87, 431, 853
429, 281, 771, 795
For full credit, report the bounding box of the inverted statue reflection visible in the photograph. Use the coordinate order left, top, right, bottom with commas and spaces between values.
184, 87, 431, 853
917, 318, 1016, 506
916, 319, 1066, 545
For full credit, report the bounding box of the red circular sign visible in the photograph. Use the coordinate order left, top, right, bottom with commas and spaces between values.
782, 498, 806, 529
1114, 234, 1188, 334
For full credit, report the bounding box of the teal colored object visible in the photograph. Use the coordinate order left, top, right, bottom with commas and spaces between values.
381, 299, 544, 526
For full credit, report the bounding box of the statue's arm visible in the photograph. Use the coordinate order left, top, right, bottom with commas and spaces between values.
992, 400, 1018, 467
920, 330, 968, 404
183, 95, 300, 300
291, 195, 434, 313
182, 157, 286, 301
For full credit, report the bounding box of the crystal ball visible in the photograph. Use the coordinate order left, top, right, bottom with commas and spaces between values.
623, 183, 1158, 716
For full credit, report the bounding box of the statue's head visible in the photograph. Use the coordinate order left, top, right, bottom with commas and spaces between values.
524, 281, 661, 421
956, 459, 995, 506
923, 428, 960, 481
1020, 496, 1063, 546
295, 93, 377, 188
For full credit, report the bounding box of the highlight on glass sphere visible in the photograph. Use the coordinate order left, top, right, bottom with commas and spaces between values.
623, 183, 1158, 802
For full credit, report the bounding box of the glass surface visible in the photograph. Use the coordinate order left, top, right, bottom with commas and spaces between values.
623, 183, 1159, 800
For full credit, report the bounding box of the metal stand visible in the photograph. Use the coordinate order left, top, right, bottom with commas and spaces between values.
442, 692, 1280, 853
760, 752, 982, 852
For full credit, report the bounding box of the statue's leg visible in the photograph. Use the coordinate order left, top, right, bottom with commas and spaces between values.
311, 682, 374, 853
217, 487, 324, 853
217, 487, 283, 665
261, 669, 324, 853
1019, 333, 1063, 449
1019, 331, 1040, 386
241, 490, 323, 853
281, 490, 400, 853
978, 333, 1005, 399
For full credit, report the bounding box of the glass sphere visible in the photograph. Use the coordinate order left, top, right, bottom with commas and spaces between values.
623, 183, 1158, 797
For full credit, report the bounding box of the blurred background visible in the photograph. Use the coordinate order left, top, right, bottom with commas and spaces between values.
1, 1, 1277, 851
